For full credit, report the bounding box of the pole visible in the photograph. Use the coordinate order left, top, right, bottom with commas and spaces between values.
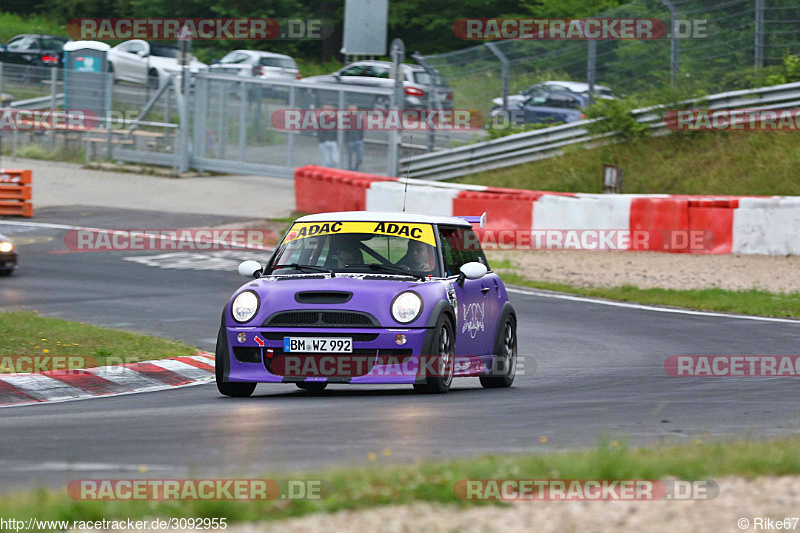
660, 0, 679, 86
411, 52, 440, 153
388, 39, 405, 176
238, 81, 247, 162
587, 40, 596, 102
755, 0, 764, 68
486, 42, 509, 115
50, 67, 57, 148
287, 85, 296, 168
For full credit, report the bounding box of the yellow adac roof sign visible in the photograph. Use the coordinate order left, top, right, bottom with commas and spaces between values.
284, 221, 437, 246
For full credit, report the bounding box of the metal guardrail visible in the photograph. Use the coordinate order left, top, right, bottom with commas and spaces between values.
8, 94, 64, 109
401, 81, 800, 181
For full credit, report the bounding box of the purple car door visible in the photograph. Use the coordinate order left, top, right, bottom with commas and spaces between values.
438, 226, 494, 357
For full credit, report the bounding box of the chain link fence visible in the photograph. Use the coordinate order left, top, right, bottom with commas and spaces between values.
0, 62, 179, 165
0, 64, 403, 176
416, 0, 800, 119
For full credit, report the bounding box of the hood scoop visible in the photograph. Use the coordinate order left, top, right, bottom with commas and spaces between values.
294, 291, 353, 304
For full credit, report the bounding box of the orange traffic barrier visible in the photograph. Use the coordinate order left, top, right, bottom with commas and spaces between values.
0, 169, 33, 217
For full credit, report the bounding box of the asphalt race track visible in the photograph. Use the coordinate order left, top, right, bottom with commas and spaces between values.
1, 207, 799, 490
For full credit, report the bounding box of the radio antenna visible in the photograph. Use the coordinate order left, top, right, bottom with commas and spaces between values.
402, 134, 412, 212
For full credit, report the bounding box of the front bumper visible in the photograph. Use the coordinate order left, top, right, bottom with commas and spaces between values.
225, 326, 433, 384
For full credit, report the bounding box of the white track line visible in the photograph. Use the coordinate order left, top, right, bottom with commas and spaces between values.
507, 287, 800, 324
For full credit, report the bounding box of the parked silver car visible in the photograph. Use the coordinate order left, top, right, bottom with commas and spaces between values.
107, 40, 207, 89
210, 50, 300, 81
301, 60, 454, 110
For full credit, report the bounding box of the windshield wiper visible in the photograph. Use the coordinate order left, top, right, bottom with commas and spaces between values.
273, 263, 333, 275
346, 263, 426, 280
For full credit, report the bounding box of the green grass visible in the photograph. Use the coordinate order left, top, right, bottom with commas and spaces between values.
2, 436, 800, 529
1, 143, 86, 165
0, 311, 197, 366
452, 130, 800, 196
0, 12, 67, 43
496, 272, 800, 318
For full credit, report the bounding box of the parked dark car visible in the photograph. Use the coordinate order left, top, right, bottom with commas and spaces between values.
0, 34, 70, 68
493, 88, 587, 125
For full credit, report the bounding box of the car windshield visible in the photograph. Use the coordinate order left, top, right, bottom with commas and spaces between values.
150, 44, 179, 58
270, 222, 440, 276
259, 57, 296, 69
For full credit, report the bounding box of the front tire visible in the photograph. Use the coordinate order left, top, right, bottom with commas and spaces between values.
480, 317, 517, 388
215, 327, 256, 397
414, 315, 455, 394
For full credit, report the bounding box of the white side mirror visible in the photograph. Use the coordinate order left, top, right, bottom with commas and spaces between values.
460, 261, 487, 280
238, 260, 263, 278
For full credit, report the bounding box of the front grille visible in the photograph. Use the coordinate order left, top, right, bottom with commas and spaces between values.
261, 332, 379, 342
263, 311, 378, 328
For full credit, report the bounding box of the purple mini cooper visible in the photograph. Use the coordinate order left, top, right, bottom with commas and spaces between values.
216, 211, 517, 396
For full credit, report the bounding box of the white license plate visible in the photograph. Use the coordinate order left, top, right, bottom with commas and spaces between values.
283, 337, 352, 353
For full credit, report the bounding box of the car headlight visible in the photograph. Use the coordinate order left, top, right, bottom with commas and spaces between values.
231, 291, 260, 323
391, 291, 423, 324
0, 242, 13, 253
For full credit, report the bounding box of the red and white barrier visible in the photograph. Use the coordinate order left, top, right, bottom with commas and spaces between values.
0, 352, 214, 407
734, 197, 800, 255
294, 165, 800, 255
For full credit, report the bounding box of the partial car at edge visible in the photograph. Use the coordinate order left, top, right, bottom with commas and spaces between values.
0, 233, 18, 276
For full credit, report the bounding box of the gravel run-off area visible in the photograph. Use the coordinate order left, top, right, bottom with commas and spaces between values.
486, 250, 800, 293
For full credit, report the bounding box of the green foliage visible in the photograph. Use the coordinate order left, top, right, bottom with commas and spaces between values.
762, 52, 800, 86
0, 11, 66, 42
584, 97, 648, 141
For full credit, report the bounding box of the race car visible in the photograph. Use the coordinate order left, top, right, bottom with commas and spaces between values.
215, 211, 517, 396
